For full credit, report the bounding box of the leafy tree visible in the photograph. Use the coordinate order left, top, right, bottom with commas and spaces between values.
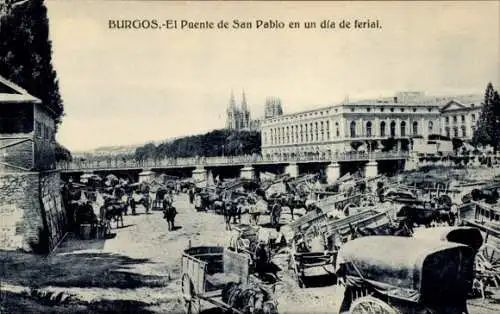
350, 141, 363, 151
55, 142, 72, 162
134, 129, 261, 161
381, 137, 396, 152
472, 83, 500, 152
452, 138, 463, 152
0, 0, 64, 126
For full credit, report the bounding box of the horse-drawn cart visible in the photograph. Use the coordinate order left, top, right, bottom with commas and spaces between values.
181, 245, 251, 314
287, 205, 399, 288
338, 236, 475, 314
461, 201, 500, 292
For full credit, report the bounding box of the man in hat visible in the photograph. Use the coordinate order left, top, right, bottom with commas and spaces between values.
163, 193, 177, 231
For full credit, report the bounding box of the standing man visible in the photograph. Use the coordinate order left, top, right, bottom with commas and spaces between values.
188, 187, 195, 205
163, 193, 177, 231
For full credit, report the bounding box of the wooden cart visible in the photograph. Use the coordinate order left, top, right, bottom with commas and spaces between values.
461, 201, 500, 291
181, 245, 250, 314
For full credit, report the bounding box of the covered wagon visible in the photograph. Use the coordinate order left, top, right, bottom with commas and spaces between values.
337, 236, 475, 314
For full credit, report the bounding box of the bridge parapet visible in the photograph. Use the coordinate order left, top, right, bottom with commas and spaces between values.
57, 151, 410, 172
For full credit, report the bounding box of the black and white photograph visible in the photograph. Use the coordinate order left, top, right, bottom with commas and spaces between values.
1, 0, 500, 313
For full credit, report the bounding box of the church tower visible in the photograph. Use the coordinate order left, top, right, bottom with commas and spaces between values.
226, 90, 236, 129
240, 90, 250, 129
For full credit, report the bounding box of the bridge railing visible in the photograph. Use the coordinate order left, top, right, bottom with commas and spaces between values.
57, 151, 410, 171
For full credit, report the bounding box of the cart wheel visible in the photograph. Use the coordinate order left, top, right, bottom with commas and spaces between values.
348, 296, 397, 314
476, 244, 500, 287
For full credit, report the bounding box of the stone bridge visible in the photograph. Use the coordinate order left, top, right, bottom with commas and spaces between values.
57, 151, 413, 184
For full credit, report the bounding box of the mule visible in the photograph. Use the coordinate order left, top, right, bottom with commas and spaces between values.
222, 282, 278, 314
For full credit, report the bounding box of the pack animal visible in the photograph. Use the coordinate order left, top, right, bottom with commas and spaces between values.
221, 282, 278, 314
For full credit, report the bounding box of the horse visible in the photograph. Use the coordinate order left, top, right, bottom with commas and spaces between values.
349, 220, 413, 240
222, 282, 278, 314
128, 192, 151, 215
100, 199, 127, 229
280, 193, 306, 221
396, 204, 455, 228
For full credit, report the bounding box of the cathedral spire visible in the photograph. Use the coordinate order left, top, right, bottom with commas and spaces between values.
241, 90, 248, 111
228, 90, 236, 109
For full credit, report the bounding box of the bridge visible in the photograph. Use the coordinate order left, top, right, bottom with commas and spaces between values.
57, 151, 412, 184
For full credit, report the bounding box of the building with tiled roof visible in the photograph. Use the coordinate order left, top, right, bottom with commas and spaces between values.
0, 75, 56, 172
260, 91, 483, 159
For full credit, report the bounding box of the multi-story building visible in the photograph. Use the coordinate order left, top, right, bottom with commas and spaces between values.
439, 94, 482, 139
260, 91, 483, 159
226, 90, 251, 130
264, 96, 283, 119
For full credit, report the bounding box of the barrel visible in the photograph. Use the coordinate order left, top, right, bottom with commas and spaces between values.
80, 223, 93, 240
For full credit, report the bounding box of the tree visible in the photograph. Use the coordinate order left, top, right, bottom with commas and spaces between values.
55, 142, 72, 162
472, 83, 500, 152
0, 0, 64, 126
134, 129, 261, 160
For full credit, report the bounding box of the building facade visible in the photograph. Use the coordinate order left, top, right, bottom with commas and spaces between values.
264, 96, 283, 119
0, 75, 66, 253
260, 91, 483, 159
226, 90, 251, 130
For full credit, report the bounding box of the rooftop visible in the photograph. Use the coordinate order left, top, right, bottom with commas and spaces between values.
0, 75, 41, 104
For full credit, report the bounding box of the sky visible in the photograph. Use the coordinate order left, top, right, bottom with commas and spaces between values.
45, 1, 500, 152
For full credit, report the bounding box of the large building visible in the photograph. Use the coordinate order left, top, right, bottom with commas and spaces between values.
264, 96, 284, 119
260, 91, 483, 159
226, 90, 251, 130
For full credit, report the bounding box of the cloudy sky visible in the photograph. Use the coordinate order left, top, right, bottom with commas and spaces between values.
45, 1, 500, 152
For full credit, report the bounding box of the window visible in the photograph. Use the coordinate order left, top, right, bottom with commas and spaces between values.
461, 126, 466, 137
367, 108, 371, 113
413, 108, 417, 113
295, 126, 299, 143
412, 121, 418, 136
286, 126, 290, 143
390, 121, 396, 137
314, 122, 319, 141
428, 108, 432, 112
471, 114, 476, 122
445, 127, 450, 138
380, 107, 384, 112
454, 127, 458, 138
366, 121, 372, 137
400, 121, 406, 137
445, 117, 449, 124
326, 121, 330, 140
320, 121, 324, 141
310, 123, 314, 141
461, 115, 465, 123
305, 124, 308, 142
335, 122, 339, 137
428, 121, 434, 132
453, 116, 457, 123
351, 108, 355, 112
380, 121, 386, 137
350, 121, 356, 138
390, 108, 394, 112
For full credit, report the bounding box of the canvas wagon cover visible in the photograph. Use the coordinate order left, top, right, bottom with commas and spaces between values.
412, 226, 483, 251
339, 236, 475, 303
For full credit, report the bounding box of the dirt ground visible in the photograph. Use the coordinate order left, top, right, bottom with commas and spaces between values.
1, 192, 500, 313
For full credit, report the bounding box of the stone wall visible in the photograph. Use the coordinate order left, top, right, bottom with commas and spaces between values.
0, 170, 66, 253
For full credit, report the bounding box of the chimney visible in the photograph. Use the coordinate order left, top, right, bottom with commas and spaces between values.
393, 97, 398, 103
